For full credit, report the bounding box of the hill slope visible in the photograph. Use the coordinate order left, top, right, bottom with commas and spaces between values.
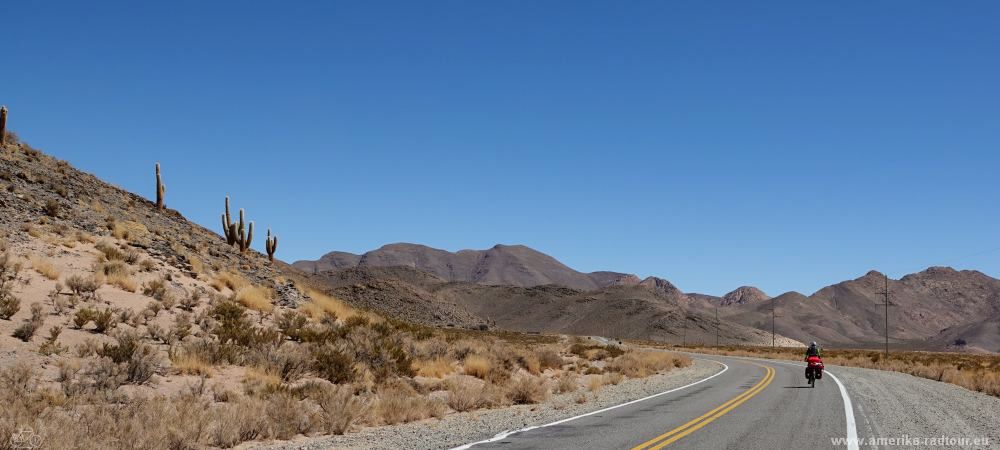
294, 243, 632, 291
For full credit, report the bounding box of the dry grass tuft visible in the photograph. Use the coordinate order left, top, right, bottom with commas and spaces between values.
212, 271, 250, 292
30, 257, 60, 280
232, 286, 274, 313
301, 290, 359, 321
505, 374, 550, 404
608, 350, 689, 378
413, 357, 456, 378
462, 354, 491, 379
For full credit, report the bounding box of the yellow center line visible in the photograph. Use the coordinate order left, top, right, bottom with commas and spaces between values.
632, 363, 775, 450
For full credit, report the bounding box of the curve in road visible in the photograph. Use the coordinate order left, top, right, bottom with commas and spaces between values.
459, 355, 857, 449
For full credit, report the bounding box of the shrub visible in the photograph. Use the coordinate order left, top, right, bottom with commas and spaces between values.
232, 286, 273, 313
463, 354, 491, 379
374, 381, 446, 425
210, 398, 269, 447
506, 374, 549, 404
31, 257, 60, 280
312, 342, 356, 384
556, 371, 579, 394
537, 348, 564, 371
14, 303, 45, 341
301, 290, 358, 321
413, 357, 455, 378
142, 277, 168, 300
0, 288, 19, 319
39, 326, 66, 355
445, 377, 482, 412
73, 308, 96, 329
96, 332, 161, 384
276, 310, 308, 341
44, 198, 61, 217
65, 274, 100, 298
92, 308, 119, 333
316, 384, 368, 435
265, 392, 316, 440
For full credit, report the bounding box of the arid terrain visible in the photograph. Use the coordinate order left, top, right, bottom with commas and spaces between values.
0, 130, 698, 449
297, 244, 1000, 353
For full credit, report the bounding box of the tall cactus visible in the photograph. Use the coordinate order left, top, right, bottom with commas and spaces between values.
0, 106, 7, 146
265, 229, 278, 262
221, 196, 237, 246
155, 163, 166, 209
220, 197, 254, 253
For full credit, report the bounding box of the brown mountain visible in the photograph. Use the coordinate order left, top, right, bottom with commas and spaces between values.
720, 286, 770, 306
717, 268, 1000, 352
294, 243, 634, 291
300, 265, 802, 346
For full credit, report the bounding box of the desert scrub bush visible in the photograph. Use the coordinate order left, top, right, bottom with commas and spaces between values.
232, 285, 274, 313
210, 397, 270, 448
13, 303, 45, 341
30, 256, 60, 280
537, 348, 564, 371
96, 331, 161, 384
608, 350, 686, 378
556, 371, 579, 394
312, 341, 357, 384
506, 374, 550, 404
65, 273, 100, 298
445, 377, 483, 412
463, 354, 492, 379
44, 198, 61, 217
413, 357, 456, 378
74, 307, 118, 333
276, 310, 308, 341
346, 324, 414, 383
248, 341, 312, 383
603, 371, 624, 386
374, 381, 446, 425
97, 259, 137, 292
142, 277, 168, 300
169, 345, 216, 377
39, 326, 66, 355
264, 392, 318, 440
210, 301, 282, 349
0, 284, 20, 319
316, 384, 368, 435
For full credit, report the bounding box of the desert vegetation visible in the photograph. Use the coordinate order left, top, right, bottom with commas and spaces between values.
664, 344, 1000, 397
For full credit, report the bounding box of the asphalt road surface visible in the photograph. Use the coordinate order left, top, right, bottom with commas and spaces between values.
468, 355, 856, 450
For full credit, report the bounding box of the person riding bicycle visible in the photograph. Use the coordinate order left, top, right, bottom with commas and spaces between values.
804, 341, 824, 380
805, 341, 822, 359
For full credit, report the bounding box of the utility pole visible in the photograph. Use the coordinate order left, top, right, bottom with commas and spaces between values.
771, 296, 776, 348
715, 306, 720, 347
875, 273, 893, 358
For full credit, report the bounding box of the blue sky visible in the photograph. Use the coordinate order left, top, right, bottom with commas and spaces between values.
4, 1, 999, 296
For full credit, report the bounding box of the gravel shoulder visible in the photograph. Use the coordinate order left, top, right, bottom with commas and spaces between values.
253, 359, 722, 450
831, 364, 1000, 449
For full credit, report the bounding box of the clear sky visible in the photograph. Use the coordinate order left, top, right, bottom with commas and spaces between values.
4, 1, 1000, 296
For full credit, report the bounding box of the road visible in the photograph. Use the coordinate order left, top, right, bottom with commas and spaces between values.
466, 355, 856, 449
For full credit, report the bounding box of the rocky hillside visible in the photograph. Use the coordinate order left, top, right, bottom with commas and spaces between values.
720, 286, 770, 306
298, 266, 801, 347
717, 269, 1000, 352
294, 243, 634, 291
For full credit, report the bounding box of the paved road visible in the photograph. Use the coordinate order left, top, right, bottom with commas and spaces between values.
470, 355, 854, 449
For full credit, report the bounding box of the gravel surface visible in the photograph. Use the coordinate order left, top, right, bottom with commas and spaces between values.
253, 359, 722, 450
832, 365, 1000, 449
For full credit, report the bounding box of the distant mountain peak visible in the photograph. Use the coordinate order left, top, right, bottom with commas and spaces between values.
720, 286, 770, 306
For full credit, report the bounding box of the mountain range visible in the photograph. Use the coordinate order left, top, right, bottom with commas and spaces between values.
295, 244, 1000, 353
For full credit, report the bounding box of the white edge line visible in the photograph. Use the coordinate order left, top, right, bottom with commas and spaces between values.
826, 371, 860, 450
690, 353, 860, 450
449, 359, 729, 450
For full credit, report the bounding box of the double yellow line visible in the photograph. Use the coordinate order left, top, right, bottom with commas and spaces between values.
632, 364, 775, 450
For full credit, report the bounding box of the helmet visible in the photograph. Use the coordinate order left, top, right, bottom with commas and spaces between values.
810, 341, 817, 347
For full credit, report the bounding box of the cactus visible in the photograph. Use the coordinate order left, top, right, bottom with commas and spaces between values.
155, 163, 166, 209
0, 105, 7, 146
265, 229, 278, 262
219, 197, 254, 253
221, 196, 237, 246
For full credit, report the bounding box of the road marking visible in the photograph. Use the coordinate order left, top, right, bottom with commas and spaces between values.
450, 359, 729, 450
695, 354, 860, 450
631, 363, 775, 450
825, 371, 860, 450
